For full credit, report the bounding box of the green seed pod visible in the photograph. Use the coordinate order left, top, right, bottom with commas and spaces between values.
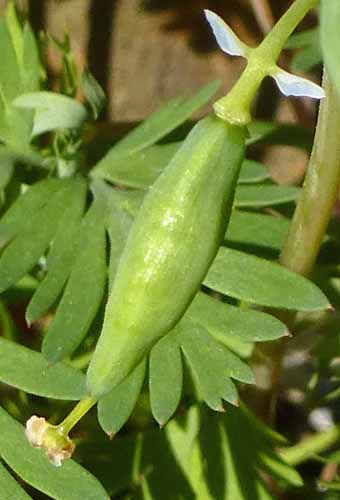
87, 114, 245, 399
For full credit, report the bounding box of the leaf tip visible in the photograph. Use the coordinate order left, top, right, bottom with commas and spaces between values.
157, 418, 167, 429
25, 314, 33, 328
106, 432, 115, 440
283, 330, 293, 338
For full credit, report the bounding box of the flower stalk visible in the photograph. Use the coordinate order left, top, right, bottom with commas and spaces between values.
208, 0, 321, 124
280, 71, 340, 276
25, 397, 96, 466
281, 424, 340, 466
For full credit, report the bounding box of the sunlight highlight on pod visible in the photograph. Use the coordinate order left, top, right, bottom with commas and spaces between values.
204, 9, 325, 100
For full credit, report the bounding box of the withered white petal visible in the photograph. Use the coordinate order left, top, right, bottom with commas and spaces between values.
25, 416, 47, 448
204, 9, 246, 57
272, 68, 325, 99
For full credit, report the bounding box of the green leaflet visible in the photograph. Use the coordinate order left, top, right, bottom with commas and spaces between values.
287, 28, 322, 73
0, 178, 61, 248
93, 81, 220, 162
14, 92, 88, 136
0, 152, 13, 192
91, 142, 181, 189
149, 330, 183, 426
257, 450, 303, 487
234, 184, 300, 207
165, 405, 301, 500
22, 22, 41, 92
226, 210, 290, 251
321, 0, 340, 94
0, 461, 32, 500
106, 199, 136, 290
82, 405, 300, 499
98, 360, 146, 435
221, 407, 303, 493
0, 300, 17, 340
237, 159, 270, 184
0, 18, 22, 101
26, 177, 87, 324
0, 407, 109, 500
286, 27, 318, 49
5, 4, 40, 93
93, 180, 145, 292
97, 288, 286, 428
92, 143, 269, 191
241, 404, 287, 446
0, 145, 42, 198
5, 3, 24, 76
42, 195, 107, 362
186, 292, 288, 343
247, 120, 313, 151
0, 5, 40, 147
0, 179, 79, 293
180, 324, 254, 411
204, 247, 329, 311
82, 70, 107, 119
0, 338, 86, 400
318, 480, 340, 492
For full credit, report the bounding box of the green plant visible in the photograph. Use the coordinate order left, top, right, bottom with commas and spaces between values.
1, 0, 340, 498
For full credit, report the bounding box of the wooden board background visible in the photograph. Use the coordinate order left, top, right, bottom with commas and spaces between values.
0, 0, 313, 180
0, 0, 286, 121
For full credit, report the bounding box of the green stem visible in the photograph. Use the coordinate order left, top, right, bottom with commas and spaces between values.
281, 424, 340, 466
57, 397, 96, 435
259, 0, 318, 61
280, 72, 340, 276
214, 0, 317, 125
261, 72, 340, 424
69, 350, 94, 370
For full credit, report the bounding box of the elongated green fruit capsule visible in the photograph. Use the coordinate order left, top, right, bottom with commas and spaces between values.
87, 114, 245, 399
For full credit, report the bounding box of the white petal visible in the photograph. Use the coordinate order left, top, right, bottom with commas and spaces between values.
272, 68, 325, 99
204, 9, 246, 57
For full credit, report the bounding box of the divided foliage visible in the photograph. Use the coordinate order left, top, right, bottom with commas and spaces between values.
0, 2, 337, 499
80, 404, 302, 500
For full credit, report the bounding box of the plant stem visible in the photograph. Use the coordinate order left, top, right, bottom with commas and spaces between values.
57, 397, 96, 435
214, 0, 318, 125
270, 70, 340, 476
69, 350, 94, 370
261, 72, 340, 424
280, 72, 340, 276
281, 424, 340, 466
259, 0, 318, 61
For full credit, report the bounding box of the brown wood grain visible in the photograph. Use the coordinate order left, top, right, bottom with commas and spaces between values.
110, 0, 244, 121
0, 0, 319, 191
0, 0, 248, 121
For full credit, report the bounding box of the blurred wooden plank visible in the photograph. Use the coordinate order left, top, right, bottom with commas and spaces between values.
0, 0, 260, 123
45, 0, 90, 66
110, 0, 245, 121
